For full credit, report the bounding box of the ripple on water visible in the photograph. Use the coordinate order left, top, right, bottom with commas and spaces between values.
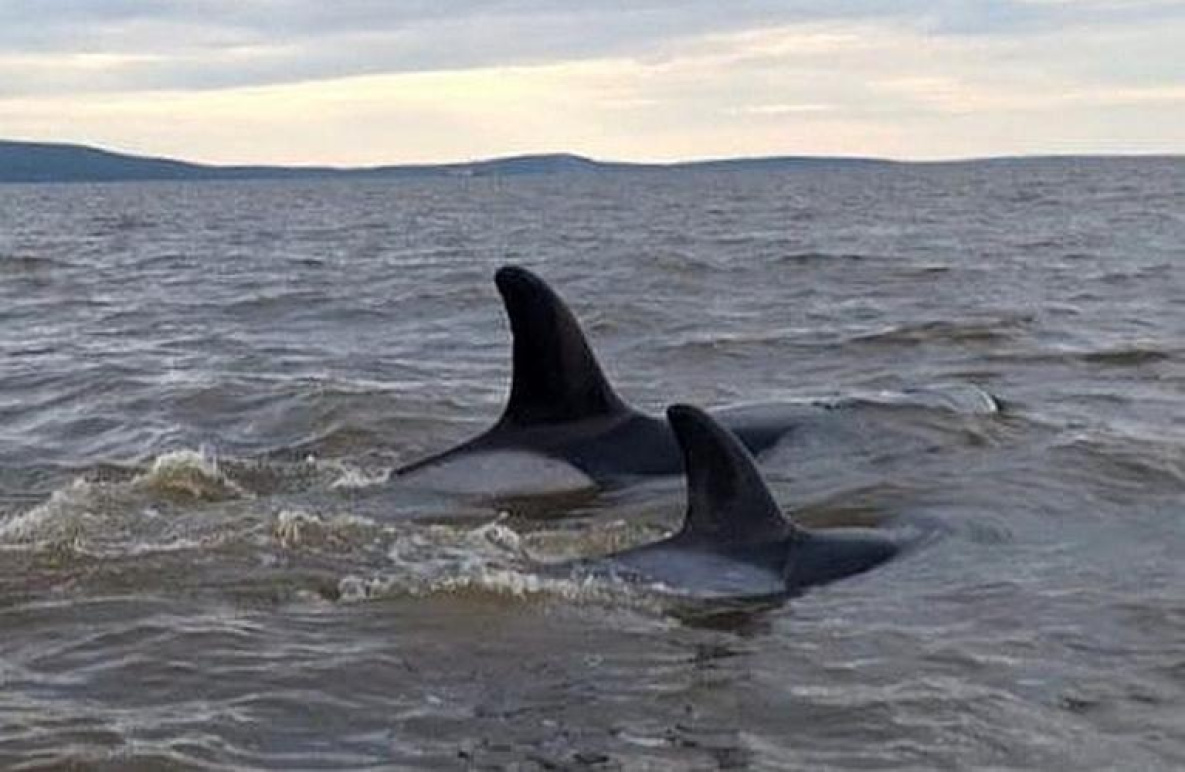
1, 163, 1185, 767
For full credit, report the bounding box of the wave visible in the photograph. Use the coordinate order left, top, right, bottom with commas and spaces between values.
0, 479, 94, 544
835, 384, 1002, 416
847, 318, 1029, 347
271, 510, 671, 612
988, 342, 1174, 368
134, 448, 245, 502
1051, 432, 1185, 494
0, 470, 682, 617
87, 212, 158, 233
1077, 345, 1171, 367
775, 251, 872, 265
0, 253, 66, 273
0, 448, 255, 554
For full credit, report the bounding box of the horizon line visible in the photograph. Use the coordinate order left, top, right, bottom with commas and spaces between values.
4, 137, 1184, 171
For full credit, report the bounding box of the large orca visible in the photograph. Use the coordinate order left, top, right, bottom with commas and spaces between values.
392, 265, 998, 498
393, 266, 799, 496
567, 404, 910, 600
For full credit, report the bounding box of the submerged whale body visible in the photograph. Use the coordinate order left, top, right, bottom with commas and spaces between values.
394, 266, 799, 495
569, 405, 908, 600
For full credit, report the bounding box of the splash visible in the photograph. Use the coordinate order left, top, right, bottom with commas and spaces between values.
134, 449, 245, 502
272, 509, 383, 550
0, 479, 96, 546
264, 507, 664, 611
323, 461, 391, 490
326, 515, 668, 612
335, 560, 664, 613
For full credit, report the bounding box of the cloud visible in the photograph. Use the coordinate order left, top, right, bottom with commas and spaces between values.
729, 104, 835, 116
1, 1, 1182, 94
0, 1, 1182, 160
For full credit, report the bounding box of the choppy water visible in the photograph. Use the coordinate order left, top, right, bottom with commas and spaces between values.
1, 159, 1183, 769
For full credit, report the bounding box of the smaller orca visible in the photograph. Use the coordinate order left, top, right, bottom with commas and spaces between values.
393, 266, 798, 495
568, 404, 911, 600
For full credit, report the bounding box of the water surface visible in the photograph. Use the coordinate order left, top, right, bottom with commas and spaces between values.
1, 159, 1183, 768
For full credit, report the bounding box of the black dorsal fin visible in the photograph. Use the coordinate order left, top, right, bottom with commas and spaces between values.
667, 404, 800, 546
494, 266, 630, 426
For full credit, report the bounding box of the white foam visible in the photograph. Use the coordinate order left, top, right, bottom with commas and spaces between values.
324, 462, 391, 490
0, 479, 94, 543
323, 516, 669, 613
333, 562, 655, 609
272, 509, 382, 549
134, 448, 245, 501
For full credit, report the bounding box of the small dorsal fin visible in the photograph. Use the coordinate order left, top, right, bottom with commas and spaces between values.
667, 404, 799, 546
494, 266, 630, 426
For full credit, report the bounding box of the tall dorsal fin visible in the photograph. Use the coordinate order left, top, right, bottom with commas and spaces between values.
667, 404, 800, 546
494, 266, 630, 426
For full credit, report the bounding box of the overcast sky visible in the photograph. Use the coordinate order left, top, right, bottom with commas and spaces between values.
2, 1, 1183, 163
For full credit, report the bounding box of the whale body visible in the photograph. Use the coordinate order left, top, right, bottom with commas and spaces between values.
393, 266, 998, 499
394, 266, 804, 495
568, 405, 911, 600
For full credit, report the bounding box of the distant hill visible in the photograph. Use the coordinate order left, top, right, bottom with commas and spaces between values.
0, 139, 892, 184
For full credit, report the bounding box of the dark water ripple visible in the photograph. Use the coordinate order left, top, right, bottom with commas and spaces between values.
1, 159, 1184, 769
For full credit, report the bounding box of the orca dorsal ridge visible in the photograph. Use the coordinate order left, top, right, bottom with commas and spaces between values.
667, 404, 801, 547
494, 266, 630, 427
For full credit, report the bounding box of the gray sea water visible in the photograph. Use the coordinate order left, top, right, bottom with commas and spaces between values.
1, 159, 1183, 769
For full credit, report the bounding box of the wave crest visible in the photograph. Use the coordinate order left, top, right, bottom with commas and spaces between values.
134, 449, 244, 502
